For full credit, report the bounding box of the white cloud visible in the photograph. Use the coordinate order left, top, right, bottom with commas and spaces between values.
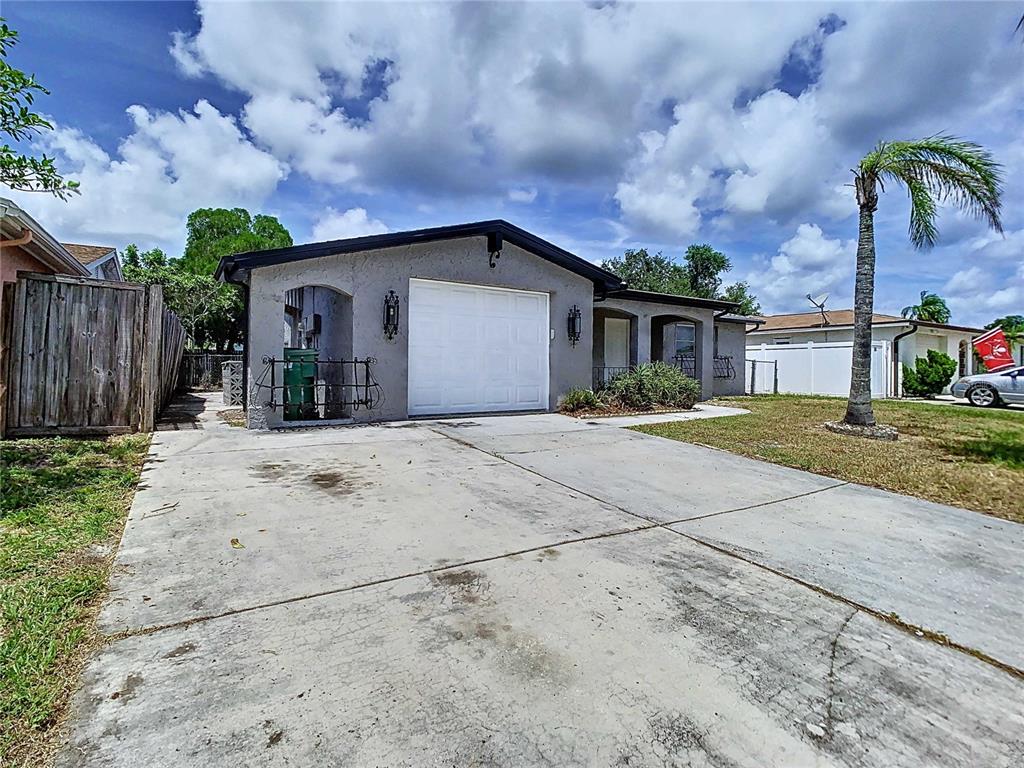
942, 230, 1024, 325
507, 188, 537, 204
161, 1, 1020, 243
2, 101, 287, 251
755, 223, 856, 311
310, 207, 388, 241
172, 2, 825, 203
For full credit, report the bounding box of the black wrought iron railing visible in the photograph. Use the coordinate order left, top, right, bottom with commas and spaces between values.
253, 356, 383, 419
672, 354, 736, 380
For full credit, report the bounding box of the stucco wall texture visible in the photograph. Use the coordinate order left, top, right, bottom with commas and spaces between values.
245, 237, 594, 427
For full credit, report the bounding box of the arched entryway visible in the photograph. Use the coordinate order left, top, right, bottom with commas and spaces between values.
649, 313, 711, 395
593, 307, 638, 387
280, 284, 354, 420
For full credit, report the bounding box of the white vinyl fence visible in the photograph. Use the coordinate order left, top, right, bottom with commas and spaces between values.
746, 340, 892, 398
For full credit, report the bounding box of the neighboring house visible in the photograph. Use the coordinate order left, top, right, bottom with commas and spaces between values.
746, 309, 982, 397
217, 220, 749, 428
62, 243, 125, 282
0, 197, 90, 314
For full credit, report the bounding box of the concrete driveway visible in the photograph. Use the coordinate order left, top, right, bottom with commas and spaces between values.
61, 398, 1024, 767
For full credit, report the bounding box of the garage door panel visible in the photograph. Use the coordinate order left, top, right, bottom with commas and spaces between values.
408, 279, 550, 416
483, 385, 514, 407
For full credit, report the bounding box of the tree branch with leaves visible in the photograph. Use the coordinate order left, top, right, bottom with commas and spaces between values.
0, 19, 79, 199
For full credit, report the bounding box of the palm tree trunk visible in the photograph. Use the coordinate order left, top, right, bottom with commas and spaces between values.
845, 177, 878, 426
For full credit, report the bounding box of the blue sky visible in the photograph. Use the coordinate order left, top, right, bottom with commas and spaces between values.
3, 1, 1021, 326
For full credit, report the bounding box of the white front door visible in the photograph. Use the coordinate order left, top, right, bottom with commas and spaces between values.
604, 317, 630, 369
407, 279, 550, 416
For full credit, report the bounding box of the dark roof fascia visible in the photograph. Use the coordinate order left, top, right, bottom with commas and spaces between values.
605, 288, 738, 312
718, 314, 763, 325
216, 219, 623, 290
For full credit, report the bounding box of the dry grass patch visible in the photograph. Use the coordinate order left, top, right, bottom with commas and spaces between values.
1, 434, 150, 767
633, 396, 1022, 522
218, 408, 246, 428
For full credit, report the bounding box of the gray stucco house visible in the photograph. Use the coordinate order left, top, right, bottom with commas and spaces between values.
216, 220, 750, 428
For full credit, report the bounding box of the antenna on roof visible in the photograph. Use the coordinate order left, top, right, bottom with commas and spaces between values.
806, 293, 830, 326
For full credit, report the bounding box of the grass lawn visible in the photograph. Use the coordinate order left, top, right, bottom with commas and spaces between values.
634, 396, 1022, 523
1, 434, 150, 767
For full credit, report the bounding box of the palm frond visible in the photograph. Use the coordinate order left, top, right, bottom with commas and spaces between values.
869, 135, 1003, 248
902, 173, 939, 248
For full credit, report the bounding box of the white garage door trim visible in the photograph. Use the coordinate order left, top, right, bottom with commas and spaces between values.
407, 278, 550, 416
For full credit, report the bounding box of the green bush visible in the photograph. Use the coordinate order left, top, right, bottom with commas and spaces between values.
607, 362, 701, 409
903, 350, 958, 397
559, 387, 600, 412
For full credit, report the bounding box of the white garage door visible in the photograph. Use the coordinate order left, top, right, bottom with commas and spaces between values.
408, 279, 550, 416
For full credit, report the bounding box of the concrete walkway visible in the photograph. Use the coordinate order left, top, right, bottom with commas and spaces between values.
574, 402, 749, 426
59, 398, 1024, 767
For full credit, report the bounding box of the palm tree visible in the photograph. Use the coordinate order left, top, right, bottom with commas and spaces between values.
845, 136, 1002, 427
901, 291, 951, 323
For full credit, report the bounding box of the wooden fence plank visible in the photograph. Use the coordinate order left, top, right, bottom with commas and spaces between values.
0, 283, 15, 438
109, 288, 134, 425
64, 283, 92, 427
139, 284, 163, 432
128, 289, 146, 430
42, 280, 70, 427
21, 277, 50, 427
6, 278, 28, 430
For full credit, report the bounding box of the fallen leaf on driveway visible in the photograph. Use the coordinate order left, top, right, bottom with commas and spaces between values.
230, 538, 245, 549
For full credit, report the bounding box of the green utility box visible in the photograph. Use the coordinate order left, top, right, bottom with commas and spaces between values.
283, 347, 318, 420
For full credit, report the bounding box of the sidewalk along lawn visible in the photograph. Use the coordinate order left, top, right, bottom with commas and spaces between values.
1, 434, 150, 768
633, 395, 1022, 523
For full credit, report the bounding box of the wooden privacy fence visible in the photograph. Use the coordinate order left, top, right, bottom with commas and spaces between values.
0, 273, 186, 437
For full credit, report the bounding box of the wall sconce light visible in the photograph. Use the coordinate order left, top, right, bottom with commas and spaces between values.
382, 290, 400, 340
567, 304, 582, 347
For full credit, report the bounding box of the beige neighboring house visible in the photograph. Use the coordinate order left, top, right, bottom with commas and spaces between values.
1, 197, 91, 314
746, 309, 983, 397
62, 243, 124, 282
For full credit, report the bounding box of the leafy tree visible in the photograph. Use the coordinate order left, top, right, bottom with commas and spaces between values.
902, 350, 958, 397
720, 281, 761, 316
122, 208, 292, 352
0, 19, 78, 199
901, 290, 951, 323
134, 207, 292, 351
602, 244, 760, 314
844, 136, 1002, 427
123, 244, 238, 351
179, 207, 292, 276
601, 248, 690, 294
680, 244, 730, 298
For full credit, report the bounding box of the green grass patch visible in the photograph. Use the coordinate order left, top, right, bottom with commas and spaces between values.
634, 396, 1022, 522
1, 434, 149, 767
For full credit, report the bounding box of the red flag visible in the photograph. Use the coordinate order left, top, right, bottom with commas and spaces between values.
973, 327, 1015, 372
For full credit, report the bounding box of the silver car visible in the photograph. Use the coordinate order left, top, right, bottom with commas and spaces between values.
951, 366, 1024, 407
